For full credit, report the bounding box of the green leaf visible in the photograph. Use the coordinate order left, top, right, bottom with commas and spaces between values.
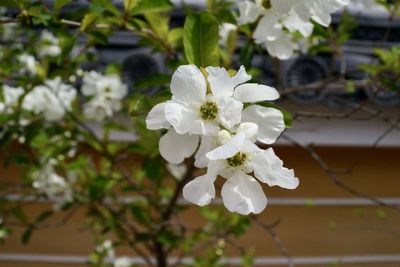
183, 13, 219, 67
92, 0, 120, 16
167, 28, 183, 49
54, 0, 72, 10
239, 41, 255, 69
183, 12, 219, 67
124, 0, 138, 13
80, 13, 99, 32
131, 0, 174, 15
143, 157, 164, 181
0, 0, 22, 8
144, 12, 169, 39
21, 227, 33, 244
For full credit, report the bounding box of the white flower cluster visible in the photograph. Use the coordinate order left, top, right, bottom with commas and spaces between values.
237, 0, 350, 59
81, 71, 128, 121
18, 53, 38, 76
95, 240, 115, 259
146, 65, 299, 215
22, 77, 77, 121
31, 162, 73, 209
94, 240, 132, 267
0, 85, 24, 114
37, 30, 61, 58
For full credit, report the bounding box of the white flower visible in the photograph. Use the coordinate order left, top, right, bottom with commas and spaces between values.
238, 0, 349, 59
114, 257, 131, 267
183, 132, 299, 215
18, 53, 38, 76
0, 85, 24, 114
32, 163, 74, 209
81, 71, 128, 121
22, 77, 77, 121
37, 30, 61, 58
96, 240, 115, 260
146, 65, 282, 164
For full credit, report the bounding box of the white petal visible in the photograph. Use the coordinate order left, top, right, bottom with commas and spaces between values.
234, 83, 280, 103
265, 34, 294, 60
146, 103, 170, 130
183, 160, 221, 206
237, 1, 262, 25
237, 122, 258, 142
159, 128, 199, 164
183, 174, 215, 206
254, 11, 282, 43
283, 10, 314, 37
231, 66, 252, 87
221, 171, 267, 215
206, 132, 246, 160
190, 120, 220, 136
217, 97, 243, 129
242, 105, 285, 144
194, 136, 215, 168
171, 65, 206, 104
271, 0, 296, 14
252, 148, 299, 189
164, 101, 198, 135
166, 163, 187, 180
205, 66, 234, 99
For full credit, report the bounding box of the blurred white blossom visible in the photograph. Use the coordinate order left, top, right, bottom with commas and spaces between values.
0, 85, 24, 114
18, 53, 38, 75
22, 77, 77, 121
37, 30, 61, 58
32, 163, 74, 209
81, 71, 128, 121
114, 257, 131, 267
96, 240, 115, 260
237, 0, 350, 59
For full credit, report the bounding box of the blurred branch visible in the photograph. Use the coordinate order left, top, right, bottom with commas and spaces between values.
281, 134, 400, 211
252, 218, 294, 267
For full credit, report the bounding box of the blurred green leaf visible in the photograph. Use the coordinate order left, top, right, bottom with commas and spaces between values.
21, 227, 33, 244
131, 0, 174, 15
54, 0, 72, 10
80, 13, 98, 32
124, 0, 138, 13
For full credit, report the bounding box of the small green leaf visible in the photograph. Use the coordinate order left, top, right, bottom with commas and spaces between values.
124, 0, 138, 13
131, 0, 174, 15
80, 13, 99, 32
0, 0, 22, 8
92, 0, 120, 16
54, 0, 72, 10
167, 28, 183, 48
21, 227, 33, 244
183, 12, 219, 67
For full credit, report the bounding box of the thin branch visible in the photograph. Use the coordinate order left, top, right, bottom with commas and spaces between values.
281, 134, 400, 211
252, 218, 294, 267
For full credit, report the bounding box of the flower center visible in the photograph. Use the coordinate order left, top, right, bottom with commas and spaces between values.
226, 152, 247, 167
199, 101, 218, 121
